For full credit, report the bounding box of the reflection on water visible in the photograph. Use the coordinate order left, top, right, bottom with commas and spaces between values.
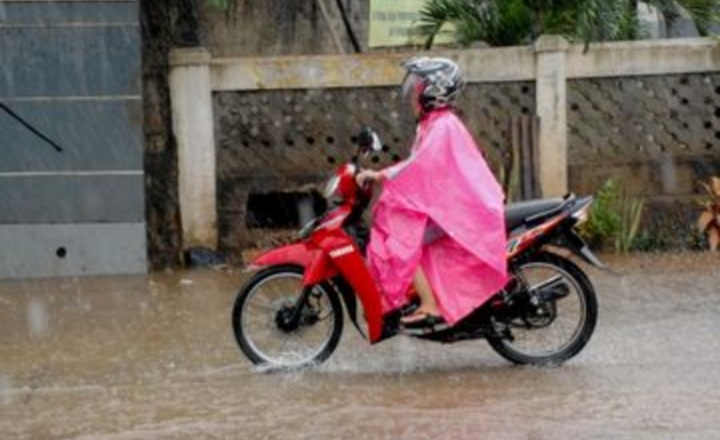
0, 253, 719, 439
27, 297, 49, 338
0, 375, 11, 406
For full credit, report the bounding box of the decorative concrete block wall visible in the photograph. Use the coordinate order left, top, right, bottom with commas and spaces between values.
213, 82, 535, 254
568, 73, 720, 195
568, 73, 720, 247
169, 38, 720, 255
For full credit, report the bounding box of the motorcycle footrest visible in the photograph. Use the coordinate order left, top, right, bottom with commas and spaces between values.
399, 321, 450, 336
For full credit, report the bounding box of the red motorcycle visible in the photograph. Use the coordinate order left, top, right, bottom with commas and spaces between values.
232, 129, 602, 369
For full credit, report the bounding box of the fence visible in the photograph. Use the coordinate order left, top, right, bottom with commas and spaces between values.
169, 37, 720, 253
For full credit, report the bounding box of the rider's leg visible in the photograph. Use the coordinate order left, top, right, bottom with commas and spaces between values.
401, 266, 440, 322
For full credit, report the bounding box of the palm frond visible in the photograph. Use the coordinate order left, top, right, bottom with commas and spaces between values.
417, 0, 719, 49
576, 0, 642, 47
495, 0, 535, 44
416, 0, 488, 48
415, 0, 454, 48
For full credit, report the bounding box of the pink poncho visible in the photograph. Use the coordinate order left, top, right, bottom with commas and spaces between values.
367, 108, 509, 325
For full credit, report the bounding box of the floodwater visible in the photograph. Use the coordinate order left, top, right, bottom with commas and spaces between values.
1, 253, 719, 440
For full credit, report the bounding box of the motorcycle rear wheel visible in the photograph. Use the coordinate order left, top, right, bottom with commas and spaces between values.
232, 265, 344, 369
486, 252, 598, 366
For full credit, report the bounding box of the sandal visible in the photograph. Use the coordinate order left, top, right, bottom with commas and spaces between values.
401, 311, 438, 323
400, 313, 447, 331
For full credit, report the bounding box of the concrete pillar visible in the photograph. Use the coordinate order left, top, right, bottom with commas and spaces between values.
169, 48, 217, 249
534, 35, 569, 197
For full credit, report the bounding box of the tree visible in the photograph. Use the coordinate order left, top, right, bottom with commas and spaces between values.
415, 0, 719, 48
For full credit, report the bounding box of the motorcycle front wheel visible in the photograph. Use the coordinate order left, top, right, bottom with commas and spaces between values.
232, 265, 343, 369
486, 252, 598, 366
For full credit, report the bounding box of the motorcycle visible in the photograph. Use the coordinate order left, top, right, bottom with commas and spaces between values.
232, 128, 602, 369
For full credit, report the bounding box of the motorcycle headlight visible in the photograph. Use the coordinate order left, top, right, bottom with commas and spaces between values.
323, 176, 340, 199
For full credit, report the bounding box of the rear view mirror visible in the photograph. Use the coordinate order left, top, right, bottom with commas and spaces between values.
357, 127, 383, 153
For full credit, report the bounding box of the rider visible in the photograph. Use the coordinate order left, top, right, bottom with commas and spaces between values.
356, 57, 509, 328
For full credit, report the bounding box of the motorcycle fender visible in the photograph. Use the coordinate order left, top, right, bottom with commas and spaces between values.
302, 252, 337, 286
332, 276, 367, 340
249, 243, 339, 286
250, 242, 317, 268
565, 230, 607, 269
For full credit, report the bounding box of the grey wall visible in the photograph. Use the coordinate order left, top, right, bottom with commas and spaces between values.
0, 0, 146, 278
198, 0, 368, 56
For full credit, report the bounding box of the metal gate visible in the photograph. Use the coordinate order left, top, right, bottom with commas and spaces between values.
0, 1, 146, 278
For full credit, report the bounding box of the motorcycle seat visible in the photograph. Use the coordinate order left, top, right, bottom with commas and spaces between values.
504, 198, 567, 231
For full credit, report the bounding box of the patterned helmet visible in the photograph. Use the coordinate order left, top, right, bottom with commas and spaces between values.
401, 57, 465, 111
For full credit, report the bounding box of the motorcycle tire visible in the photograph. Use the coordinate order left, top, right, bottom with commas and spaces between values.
486, 252, 598, 366
232, 265, 344, 369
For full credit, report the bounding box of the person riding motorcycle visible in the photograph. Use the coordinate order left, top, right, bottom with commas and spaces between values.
356, 57, 509, 328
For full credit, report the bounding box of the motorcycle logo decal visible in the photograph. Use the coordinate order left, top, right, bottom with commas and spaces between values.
329, 245, 355, 259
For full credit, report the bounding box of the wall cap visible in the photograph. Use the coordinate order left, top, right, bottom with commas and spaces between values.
170, 47, 212, 67
534, 35, 570, 53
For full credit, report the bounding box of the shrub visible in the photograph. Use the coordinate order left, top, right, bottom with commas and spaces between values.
697, 176, 720, 251
580, 179, 645, 253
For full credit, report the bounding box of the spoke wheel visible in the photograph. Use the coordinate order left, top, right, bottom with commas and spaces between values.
232, 265, 343, 369
487, 252, 598, 366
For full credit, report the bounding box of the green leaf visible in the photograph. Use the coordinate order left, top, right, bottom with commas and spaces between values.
416, 0, 718, 48
207, 0, 228, 8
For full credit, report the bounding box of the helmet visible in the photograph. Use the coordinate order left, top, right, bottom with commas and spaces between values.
401, 57, 465, 112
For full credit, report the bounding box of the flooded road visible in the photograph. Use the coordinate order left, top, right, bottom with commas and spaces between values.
1, 253, 719, 440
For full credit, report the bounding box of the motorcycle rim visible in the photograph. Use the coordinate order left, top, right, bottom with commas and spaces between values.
487, 253, 598, 365
233, 266, 343, 368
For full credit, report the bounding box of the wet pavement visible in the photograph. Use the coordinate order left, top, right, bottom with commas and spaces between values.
1, 252, 719, 440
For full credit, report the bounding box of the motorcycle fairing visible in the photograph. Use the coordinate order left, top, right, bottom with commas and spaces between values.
310, 231, 384, 343
506, 214, 566, 259
249, 211, 384, 343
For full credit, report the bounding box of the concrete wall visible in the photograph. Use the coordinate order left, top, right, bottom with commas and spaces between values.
169, 38, 570, 253
0, 0, 147, 278
198, 0, 369, 56
169, 37, 720, 254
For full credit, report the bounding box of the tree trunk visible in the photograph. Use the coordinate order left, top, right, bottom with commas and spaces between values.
140, 0, 200, 268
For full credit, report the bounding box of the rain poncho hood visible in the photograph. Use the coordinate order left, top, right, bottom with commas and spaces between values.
367, 109, 509, 325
